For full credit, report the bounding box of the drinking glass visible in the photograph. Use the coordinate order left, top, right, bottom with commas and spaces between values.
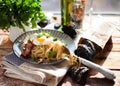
70, 0, 85, 29
85, 0, 93, 25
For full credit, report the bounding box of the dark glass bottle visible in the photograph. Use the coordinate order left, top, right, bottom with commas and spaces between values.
61, 0, 77, 38
61, 0, 74, 26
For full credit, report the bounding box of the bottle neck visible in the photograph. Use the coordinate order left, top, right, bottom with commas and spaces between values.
61, 0, 74, 26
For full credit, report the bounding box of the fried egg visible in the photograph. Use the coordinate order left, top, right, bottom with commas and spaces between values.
33, 35, 53, 45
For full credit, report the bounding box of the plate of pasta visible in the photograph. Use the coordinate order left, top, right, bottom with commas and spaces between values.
13, 29, 76, 65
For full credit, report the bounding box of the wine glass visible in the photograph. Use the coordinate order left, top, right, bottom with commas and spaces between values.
85, 0, 93, 14
82, 0, 93, 30
86, 0, 93, 24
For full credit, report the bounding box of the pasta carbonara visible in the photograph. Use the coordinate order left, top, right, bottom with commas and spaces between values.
21, 31, 79, 66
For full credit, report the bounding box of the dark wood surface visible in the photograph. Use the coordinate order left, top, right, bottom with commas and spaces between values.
0, 16, 120, 86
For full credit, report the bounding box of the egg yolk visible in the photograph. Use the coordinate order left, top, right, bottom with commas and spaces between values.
37, 38, 45, 43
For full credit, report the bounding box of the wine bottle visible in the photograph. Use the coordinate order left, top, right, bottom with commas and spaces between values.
61, 0, 74, 26
61, 0, 77, 38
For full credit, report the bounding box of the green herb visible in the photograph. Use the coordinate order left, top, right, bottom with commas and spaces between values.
47, 32, 52, 36
61, 39, 67, 46
41, 47, 45, 54
32, 57, 38, 62
48, 51, 57, 59
37, 31, 52, 38
0, 0, 46, 31
53, 38, 58, 41
37, 33, 43, 38
37, 31, 46, 38
28, 36, 32, 40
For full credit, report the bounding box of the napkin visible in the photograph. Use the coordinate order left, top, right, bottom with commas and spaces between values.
0, 53, 69, 86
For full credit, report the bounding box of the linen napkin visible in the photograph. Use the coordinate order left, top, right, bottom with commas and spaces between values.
0, 53, 69, 86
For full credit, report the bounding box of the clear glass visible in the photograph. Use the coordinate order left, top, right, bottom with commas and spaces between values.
70, 1, 85, 29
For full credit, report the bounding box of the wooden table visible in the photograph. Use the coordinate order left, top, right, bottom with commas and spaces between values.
0, 15, 120, 86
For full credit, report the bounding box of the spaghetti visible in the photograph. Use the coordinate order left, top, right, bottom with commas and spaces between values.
21, 31, 79, 66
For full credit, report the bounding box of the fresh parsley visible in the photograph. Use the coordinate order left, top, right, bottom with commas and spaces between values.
48, 51, 57, 59
37, 31, 52, 38
0, 0, 46, 31
31, 57, 38, 62
53, 38, 58, 41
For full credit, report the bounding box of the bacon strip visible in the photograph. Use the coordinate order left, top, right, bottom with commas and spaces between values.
21, 40, 34, 58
